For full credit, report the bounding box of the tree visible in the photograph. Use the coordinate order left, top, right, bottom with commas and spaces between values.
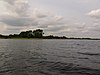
19, 30, 33, 38
19, 31, 27, 38
33, 29, 44, 38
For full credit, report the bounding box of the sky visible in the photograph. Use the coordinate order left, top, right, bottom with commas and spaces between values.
0, 0, 100, 38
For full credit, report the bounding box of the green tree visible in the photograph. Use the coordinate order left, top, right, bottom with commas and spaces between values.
33, 29, 44, 38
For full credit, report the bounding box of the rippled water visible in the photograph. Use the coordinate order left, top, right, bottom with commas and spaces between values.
0, 39, 100, 75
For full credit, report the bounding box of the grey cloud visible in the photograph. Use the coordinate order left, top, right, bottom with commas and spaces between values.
38, 25, 48, 28
3, 0, 29, 17
37, 14, 47, 18
1, 0, 93, 37
3, 0, 15, 5
88, 25, 100, 32
45, 25, 66, 32
1, 0, 64, 28
35, 11, 48, 18
93, 28, 100, 32
0, 15, 38, 26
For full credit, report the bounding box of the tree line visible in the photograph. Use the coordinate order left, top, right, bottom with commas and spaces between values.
0, 29, 100, 40
0, 29, 67, 39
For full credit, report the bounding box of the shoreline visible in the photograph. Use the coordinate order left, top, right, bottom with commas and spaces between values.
0, 38, 100, 40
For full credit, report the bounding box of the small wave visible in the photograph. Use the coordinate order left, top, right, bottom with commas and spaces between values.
78, 57, 89, 59
0, 69, 15, 74
33, 61, 100, 75
77, 52, 100, 56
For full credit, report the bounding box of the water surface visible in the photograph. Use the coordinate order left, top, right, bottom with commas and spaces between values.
0, 39, 100, 75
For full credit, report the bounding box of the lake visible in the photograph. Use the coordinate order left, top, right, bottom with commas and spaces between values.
0, 39, 100, 75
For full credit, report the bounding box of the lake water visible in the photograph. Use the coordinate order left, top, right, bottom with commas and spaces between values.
0, 39, 100, 75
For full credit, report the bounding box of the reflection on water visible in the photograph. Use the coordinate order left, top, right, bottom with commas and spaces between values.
0, 39, 100, 75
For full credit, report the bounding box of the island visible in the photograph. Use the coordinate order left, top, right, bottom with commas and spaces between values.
0, 29, 100, 40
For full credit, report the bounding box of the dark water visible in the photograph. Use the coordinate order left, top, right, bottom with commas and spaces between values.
0, 39, 100, 75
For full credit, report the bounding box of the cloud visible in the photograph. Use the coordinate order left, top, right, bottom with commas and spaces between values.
1, 0, 100, 38
0, 22, 7, 33
33, 8, 48, 18
87, 9, 100, 18
0, 13, 39, 34
3, 0, 29, 17
0, 0, 65, 34
0, 15, 38, 26
87, 9, 100, 34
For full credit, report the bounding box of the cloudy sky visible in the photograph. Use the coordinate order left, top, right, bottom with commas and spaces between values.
0, 0, 100, 38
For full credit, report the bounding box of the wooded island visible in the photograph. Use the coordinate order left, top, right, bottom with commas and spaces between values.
0, 29, 100, 40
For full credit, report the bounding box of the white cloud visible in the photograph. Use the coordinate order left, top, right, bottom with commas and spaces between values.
88, 9, 100, 18
87, 9, 100, 34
